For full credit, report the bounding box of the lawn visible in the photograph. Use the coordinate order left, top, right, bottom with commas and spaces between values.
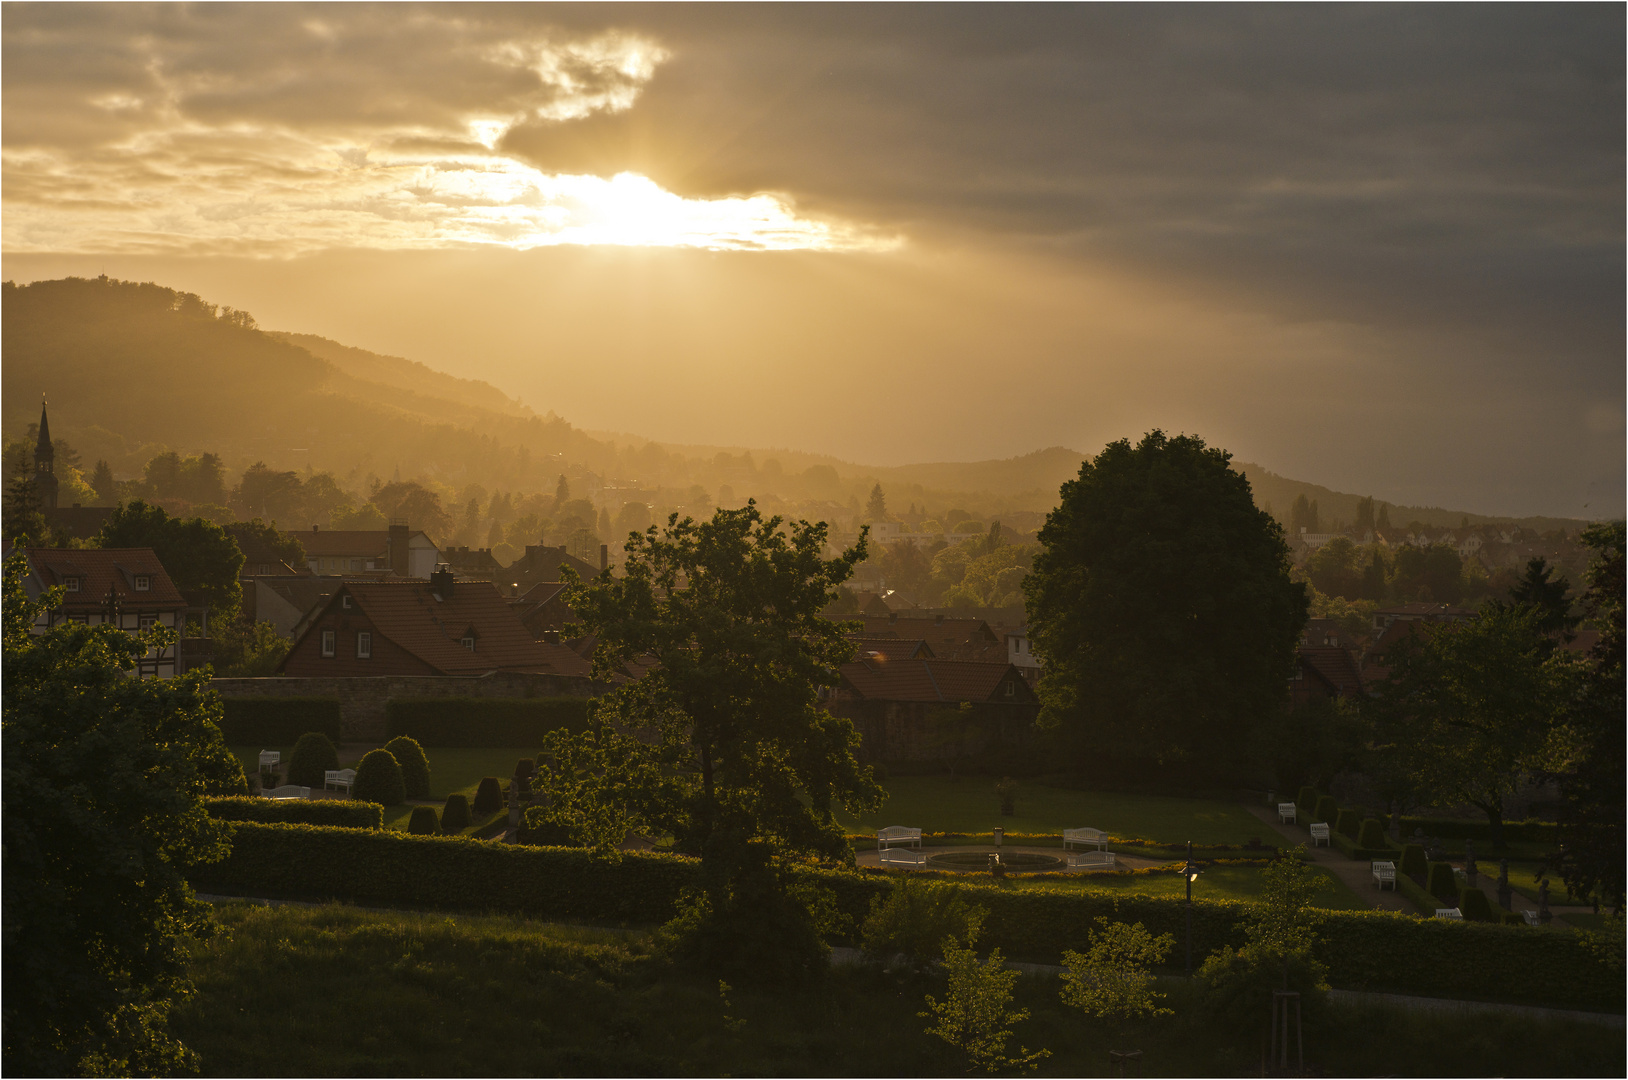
173, 900, 1626, 1077
838, 775, 1266, 846
1012, 863, 1370, 911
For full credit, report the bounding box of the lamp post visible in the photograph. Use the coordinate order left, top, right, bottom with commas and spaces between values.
1184, 839, 1200, 978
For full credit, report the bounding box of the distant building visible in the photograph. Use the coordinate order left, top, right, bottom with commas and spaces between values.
826, 612, 1007, 663
442, 545, 505, 582
502, 543, 606, 596
31, 401, 114, 540
292, 522, 440, 577
18, 546, 192, 677
1005, 627, 1041, 670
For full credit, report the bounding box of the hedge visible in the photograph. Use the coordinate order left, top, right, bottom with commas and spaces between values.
1328, 830, 1397, 861
1313, 795, 1338, 825
286, 732, 340, 788
1296, 786, 1319, 818
1399, 844, 1428, 879
408, 806, 440, 835
384, 736, 432, 800
384, 697, 593, 747
192, 824, 1623, 1012
353, 749, 406, 807
1397, 816, 1557, 846
472, 778, 504, 816
1357, 818, 1387, 849
442, 793, 472, 832
1426, 862, 1459, 904
219, 698, 343, 745
203, 796, 383, 829
1335, 808, 1361, 839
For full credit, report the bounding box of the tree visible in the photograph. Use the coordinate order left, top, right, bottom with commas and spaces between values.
1304, 537, 1365, 599
1392, 543, 1463, 603
1509, 557, 1577, 640
550, 502, 882, 981
554, 473, 570, 512
3, 473, 48, 544
921, 929, 1049, 1075
1024, 432, 1307, 775
1059, 918, 1174, 1021
3, 552, 237, 1074
90, 459, 118, 504
1290, 494, 1320, 535
233, 461, 304, 522
865, 483, 888, 522
208, 617, 289, 677
224, 518, 306, 568
97, 500, 244, 614
1354, 496, 1376, 532
1369, 605, 1566, 849
369, 480, 451, 540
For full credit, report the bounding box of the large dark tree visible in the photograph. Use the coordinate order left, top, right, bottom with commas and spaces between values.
1023, 432, 1307, 775
1509, 556, 1578, 640
96, 500, 245, 614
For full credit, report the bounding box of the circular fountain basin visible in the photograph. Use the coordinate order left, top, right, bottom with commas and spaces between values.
925, 851, 1065, 873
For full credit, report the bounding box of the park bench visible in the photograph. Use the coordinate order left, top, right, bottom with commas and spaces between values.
877, 826, 922, 850
258, 750, 280, 772
1309, 823, 1330, 846
1521, 910, 1541, 927
1434, 908, 1463, 920
1064, 827, 1109, 851
263, 785, 310, 800
1277, 802, 1297, 825
1371, 860, 1397, 890
324, 768, 357, 795
1068, 850, 1117, 871
879, 846, 927, 869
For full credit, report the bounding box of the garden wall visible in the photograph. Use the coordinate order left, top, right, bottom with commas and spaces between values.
827, 700, 1038, 763
209, 672, 600, 741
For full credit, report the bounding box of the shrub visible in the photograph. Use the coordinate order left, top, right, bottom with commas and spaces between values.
383, 735, 431, 800
1500, 911, 1526, 926
285, 732, 340, 788
384, 697, 592, 747
219, 697, 342, 744
353, 749, 405, 806
1059, 918, 1174, 1020
472, 777, 503, 815
1399, 843, 1428, 880
441, 793, 471, 832
1426, 862, 1459, 904
518, 806, 577, 847
1296, 786, 1319, 816
1335, 808, 1361, 839
408, 806, 440, 835
1458, 887, 1496, 922
1314, 795, 1339, 825
860, 877, 987, 968
203, 796, 383, 829
1357, 818, 1387, 849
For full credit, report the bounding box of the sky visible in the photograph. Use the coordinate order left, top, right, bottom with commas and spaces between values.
4, 4, 1623, 518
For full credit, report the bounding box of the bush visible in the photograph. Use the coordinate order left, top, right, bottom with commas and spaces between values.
286, 732, 340, 788
384, 697, 592, 747
1197, 943, 1328, 1027
1458, 887, 1496, 922
383, 735, 431, 800
408, 806, 440, 835
518, 806, 577, 847
472, 777, 504, 816
441, 793, 471, 832
1296, 786, 1319, 817
860, 877, 987, 968
1358, 818, 1387, 848
1335, 808, 1361, 839
1399, 843, 1428, 880
203, 796, 383, 829
219, 697, 343, 744
1314, 795, 1339, 825
1426, 862, 1459, 904
353, 749, 406, 807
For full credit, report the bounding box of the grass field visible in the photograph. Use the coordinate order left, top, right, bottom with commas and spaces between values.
173, 901, 1625, 1077
837, 775, 1265, 846
1011, 862, 1370, 911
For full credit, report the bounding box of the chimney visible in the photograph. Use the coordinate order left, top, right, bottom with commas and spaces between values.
388, 519, 410, 577
313, 524, 319, 532
430, 563, 454, 599
600, 544, 608, 573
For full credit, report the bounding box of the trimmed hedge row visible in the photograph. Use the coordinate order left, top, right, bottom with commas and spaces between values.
1329, 830, 1399, 861
1397, 816, 1557, 846
383, 697, 593, 747
192, 824, 1623, 1012
219, 698, 343, 744
203, 796, 383, 829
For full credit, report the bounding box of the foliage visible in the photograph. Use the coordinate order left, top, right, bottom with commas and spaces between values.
217, 697, 342, 743
1334, 808, 1361, 839
530, 719, 665, 853
96, 499, 245, 613
1398, 843, 1427, 880
441, 793, 472, 832
1058, 918, 1174, 1020
1024, 431, 1307, 776
1295, 786, 1318, 817
286, 731, 340, 788
1246, 848, 1324, 962
2, 551, 234, 1075
223, 518, 306, 569
920, 930, 1049, 1075
208, 616, 290, 677
1509, 557, 1577, 639
3, 472, 49, 544
383, 735, 432, 800
203, 795, 382, 829
369, 480, 451, 539
407, 806, 440, 835
1426, 862, 1458, 904
859, 877, 987, 968
353, 749, 406, 807
472, 777, 504, 816
865, 483, 888, 522
1458, 887, 1495, 922
1357, 818, 1387, 848
1313, 795, 1338, 824
1391, 543, 1464, 604
1195, 941, 1329, 1027
384, 696, 591, 747
1304, 537, 1384, 602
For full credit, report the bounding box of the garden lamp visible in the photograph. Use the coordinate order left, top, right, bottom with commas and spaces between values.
1184, 840, 1199, 977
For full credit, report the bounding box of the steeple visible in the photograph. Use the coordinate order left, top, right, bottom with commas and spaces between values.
35, 397, 59, 512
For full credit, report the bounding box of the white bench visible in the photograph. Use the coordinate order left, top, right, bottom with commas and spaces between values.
879, 846, 927, 869
1521, 910, 1540, 927
324, 768, 357, 795
1277, 802, 1297, 825
1434, 907, 1463, 920
1068, 850, 1117, 871
258, 750, 280, 770
1309, 823, 1330, 846
1371, 860, 1397, 890
877, 826, 922, 850
263, 785, 310, 800
1063, 827, 1109, 851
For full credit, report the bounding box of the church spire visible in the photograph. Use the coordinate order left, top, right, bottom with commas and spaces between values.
35, 397, 59, 512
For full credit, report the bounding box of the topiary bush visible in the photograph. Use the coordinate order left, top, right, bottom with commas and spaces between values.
353, 749, 406, 806
1296, 786, 1319, 816
1426, 861, 1459, 904
1335, 808, 1361, 839
1399, 843, 1428, 881
1458, 887, 1495, 922
286, 731, 340, 788
472, 777, 503, 816
1314, 795, 1339, 825
383, 735, 431, 800
408, 806, 440, 835
1358, 818, 1387, 849
441, 793, 471, 832
860, 877, 988, 969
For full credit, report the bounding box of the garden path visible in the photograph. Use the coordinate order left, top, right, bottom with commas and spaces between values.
1243, 803, 1413, 913
851, 843, 1164, 873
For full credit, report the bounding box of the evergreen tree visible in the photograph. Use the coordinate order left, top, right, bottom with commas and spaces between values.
865, 483, 888, 522
1509, 557, 1577, 639
90, 460, 118, 505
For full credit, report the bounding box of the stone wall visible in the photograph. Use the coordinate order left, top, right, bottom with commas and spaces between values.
210, 672, 600, 742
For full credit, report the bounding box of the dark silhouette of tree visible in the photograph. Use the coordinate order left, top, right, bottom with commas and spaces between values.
1354, 496, 1376, 531
1305, 537, 1364, 599
3, 475, 47, 544
1508, 557, 1577, 639
369, 480, 451, 540
89, 460, 118, 504
1392, 543, 1464, 604
233, 462, 304, 522
1290, 494, 1321, 534
865, 483, 888, 522
96, 501, 244, 614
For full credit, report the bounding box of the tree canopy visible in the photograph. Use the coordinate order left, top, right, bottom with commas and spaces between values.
96, 500, 245, 613
1023, 431, 1307, 774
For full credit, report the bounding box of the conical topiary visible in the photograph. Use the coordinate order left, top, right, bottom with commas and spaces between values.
1399, 843, 1428, 880
1357, 818, 1387, 849
1314, 795, 1339, 826
1335, 808, 1361, 839
384, 735, 432, 800
1458, 887, 1495, 922
1296, 786, 1319, 817
1426, 861, 1458, 904
472, 777, 503, 816
353, 749, 406, 806
408, 805, 440, 835
287, 731, 340, 788
441, 792, 471, 832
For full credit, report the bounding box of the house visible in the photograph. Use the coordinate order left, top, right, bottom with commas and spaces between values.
293, 522, 440, 577
1292, 647, 1364, 706
514, 581, 577, 640
278, 567, 590, 677
1369, 603, 1474, 635
502, 543, 606, 595
848, 635, 935, 661
18, 547, 192, 677
442, 545, 506, 582
241, 575, 337, 640
31, 401, 115, 540
827, 612, 1007, 662
827, 657, 1040, 762
1005, 626, 1041, 670
1359, 607, 1471, 686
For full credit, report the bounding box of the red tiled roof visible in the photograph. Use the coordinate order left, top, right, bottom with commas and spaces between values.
1297, 646, 1363, 696
838, 658, 1036, 704
848, 635, 935, 661
25, 547, 186, 609
294, 530, 393, 558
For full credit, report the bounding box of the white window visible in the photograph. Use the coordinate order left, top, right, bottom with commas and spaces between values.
64, 577, 81, 592
321, 629, 336, 657
357, 631, 371, 659
350, 558, 364, 571
1004, 681, 1015, 698
138, 614, 157, 631
341, 595, 353, 610
134, 575, 151, 592
462, 636, 476, 651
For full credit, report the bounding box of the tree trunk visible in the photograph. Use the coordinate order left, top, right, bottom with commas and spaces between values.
1474, 795, 1507, 851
